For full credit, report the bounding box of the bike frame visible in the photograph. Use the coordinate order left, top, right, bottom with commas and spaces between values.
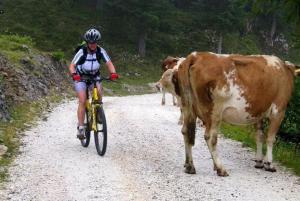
86, 84, 101, 131
82, 76, 109, 132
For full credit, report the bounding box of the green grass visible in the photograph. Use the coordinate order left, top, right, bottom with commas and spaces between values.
221, 123, 300, 176
0, 35, 35, 64
99, 51, 162, 96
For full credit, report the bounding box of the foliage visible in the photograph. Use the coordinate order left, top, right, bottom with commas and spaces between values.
279, 77, 300, 137
0, 34, 35, 64
223, 33, 261, 54
52, 51, 65, 61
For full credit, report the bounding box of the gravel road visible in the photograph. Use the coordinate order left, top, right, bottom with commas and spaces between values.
0, 93, 299, 201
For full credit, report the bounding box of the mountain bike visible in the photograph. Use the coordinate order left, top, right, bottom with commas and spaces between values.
80, 75, 111, 156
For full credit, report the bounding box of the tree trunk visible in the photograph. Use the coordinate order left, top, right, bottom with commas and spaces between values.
217, 33, 223, 54
269, 14, 277, 47
245, 18, 253, 34
138, 32, 147, 57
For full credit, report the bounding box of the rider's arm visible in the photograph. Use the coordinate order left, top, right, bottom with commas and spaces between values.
69, 49, 84, 75
105, 61, 116, 74
69, 63, 77, 75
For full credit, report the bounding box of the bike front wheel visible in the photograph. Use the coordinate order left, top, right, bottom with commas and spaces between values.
94, 106, 107, 156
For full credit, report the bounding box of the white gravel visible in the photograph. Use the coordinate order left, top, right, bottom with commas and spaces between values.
0, 93, 299, 201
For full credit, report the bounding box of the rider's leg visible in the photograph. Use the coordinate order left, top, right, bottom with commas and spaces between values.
74, 81, 87, 138
77, 90, 87, 126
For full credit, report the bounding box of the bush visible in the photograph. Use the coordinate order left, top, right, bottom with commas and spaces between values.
223, 33, 261, 54
279, 77, 300, 143
0, 34, 33, 51
51, 51, 65, 61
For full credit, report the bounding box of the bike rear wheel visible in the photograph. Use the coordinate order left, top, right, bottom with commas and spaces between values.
80, 109, 91, 147
94, 106, 107, 156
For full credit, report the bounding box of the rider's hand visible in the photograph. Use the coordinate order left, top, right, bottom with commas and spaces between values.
110, 73, 119, 81
72, 73, 81, 81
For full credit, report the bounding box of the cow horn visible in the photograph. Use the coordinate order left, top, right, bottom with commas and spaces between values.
285, 61, 300, 76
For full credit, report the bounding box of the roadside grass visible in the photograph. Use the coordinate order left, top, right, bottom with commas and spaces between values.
0, 92, 69, 182
0, 35, 36, 65
100, 52, 162, 96
220, 123, 300, 176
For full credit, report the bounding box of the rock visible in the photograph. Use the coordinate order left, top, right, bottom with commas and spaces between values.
134, 72, 141, 77
1, 71, 8, 77
0, 144, 8, 157
20, 57, 31, 65
21, 45, 30, 53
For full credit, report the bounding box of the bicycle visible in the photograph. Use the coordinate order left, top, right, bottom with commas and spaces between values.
79, 75, 111, 156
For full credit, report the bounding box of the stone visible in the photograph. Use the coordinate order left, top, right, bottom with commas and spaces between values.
0, 144, 8, 157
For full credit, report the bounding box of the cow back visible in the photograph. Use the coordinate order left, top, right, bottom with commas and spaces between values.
177, 52, 295, 123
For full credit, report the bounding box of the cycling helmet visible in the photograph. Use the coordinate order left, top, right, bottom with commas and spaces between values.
84, 28, 101, 43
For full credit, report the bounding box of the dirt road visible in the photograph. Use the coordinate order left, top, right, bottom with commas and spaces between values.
0, 93, 299, 201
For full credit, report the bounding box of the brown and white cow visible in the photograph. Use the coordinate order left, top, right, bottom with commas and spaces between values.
156, 56, 186, 124
169, 52, 299, 176
157, 56, 185, 106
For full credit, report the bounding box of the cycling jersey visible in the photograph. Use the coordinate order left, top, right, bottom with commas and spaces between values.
71, 47, 111, 75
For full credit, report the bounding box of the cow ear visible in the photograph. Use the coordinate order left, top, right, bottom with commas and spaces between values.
172, 70, 180, 96
162, 56, 175, 69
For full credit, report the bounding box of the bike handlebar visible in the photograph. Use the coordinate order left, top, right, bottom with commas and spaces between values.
80, 76, 114, 83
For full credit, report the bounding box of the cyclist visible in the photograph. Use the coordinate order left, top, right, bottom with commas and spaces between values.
69, 28, 118, 139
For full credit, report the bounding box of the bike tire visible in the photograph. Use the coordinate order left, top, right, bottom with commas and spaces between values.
94, 106, 107, 156
81, 108, 91, 147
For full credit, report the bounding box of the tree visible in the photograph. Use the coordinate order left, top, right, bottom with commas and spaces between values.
104, 0, 169, 57
192, 0, 246, 53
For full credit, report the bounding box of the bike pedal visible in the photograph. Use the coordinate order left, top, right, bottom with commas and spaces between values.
77, 134, 86, 140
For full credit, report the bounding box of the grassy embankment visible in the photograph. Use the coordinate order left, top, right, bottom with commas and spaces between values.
221, 123, 300, 176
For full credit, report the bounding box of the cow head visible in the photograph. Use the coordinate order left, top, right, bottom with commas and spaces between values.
158, 57, 186, 96
157, 68, 177, 95
162, 56, 179, 71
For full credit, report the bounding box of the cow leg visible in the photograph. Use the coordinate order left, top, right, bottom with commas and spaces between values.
172, 95, 177, 106
178, 107, 183, 125
255, 121, 264, 169
177, 99, 183, 125
204, 121, 228, 176
161, 88, 166, 105
264, 111, 285, 172
182, 114, 196, 174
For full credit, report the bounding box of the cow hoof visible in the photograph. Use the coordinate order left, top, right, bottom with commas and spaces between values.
264, 162, 277, 172
161, 101, 165, 105
178, 120, 183, 125
216, 168, 229, 177
184, 165, 196, 174
254, 160, 264, 169
264, 167, 277, 172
